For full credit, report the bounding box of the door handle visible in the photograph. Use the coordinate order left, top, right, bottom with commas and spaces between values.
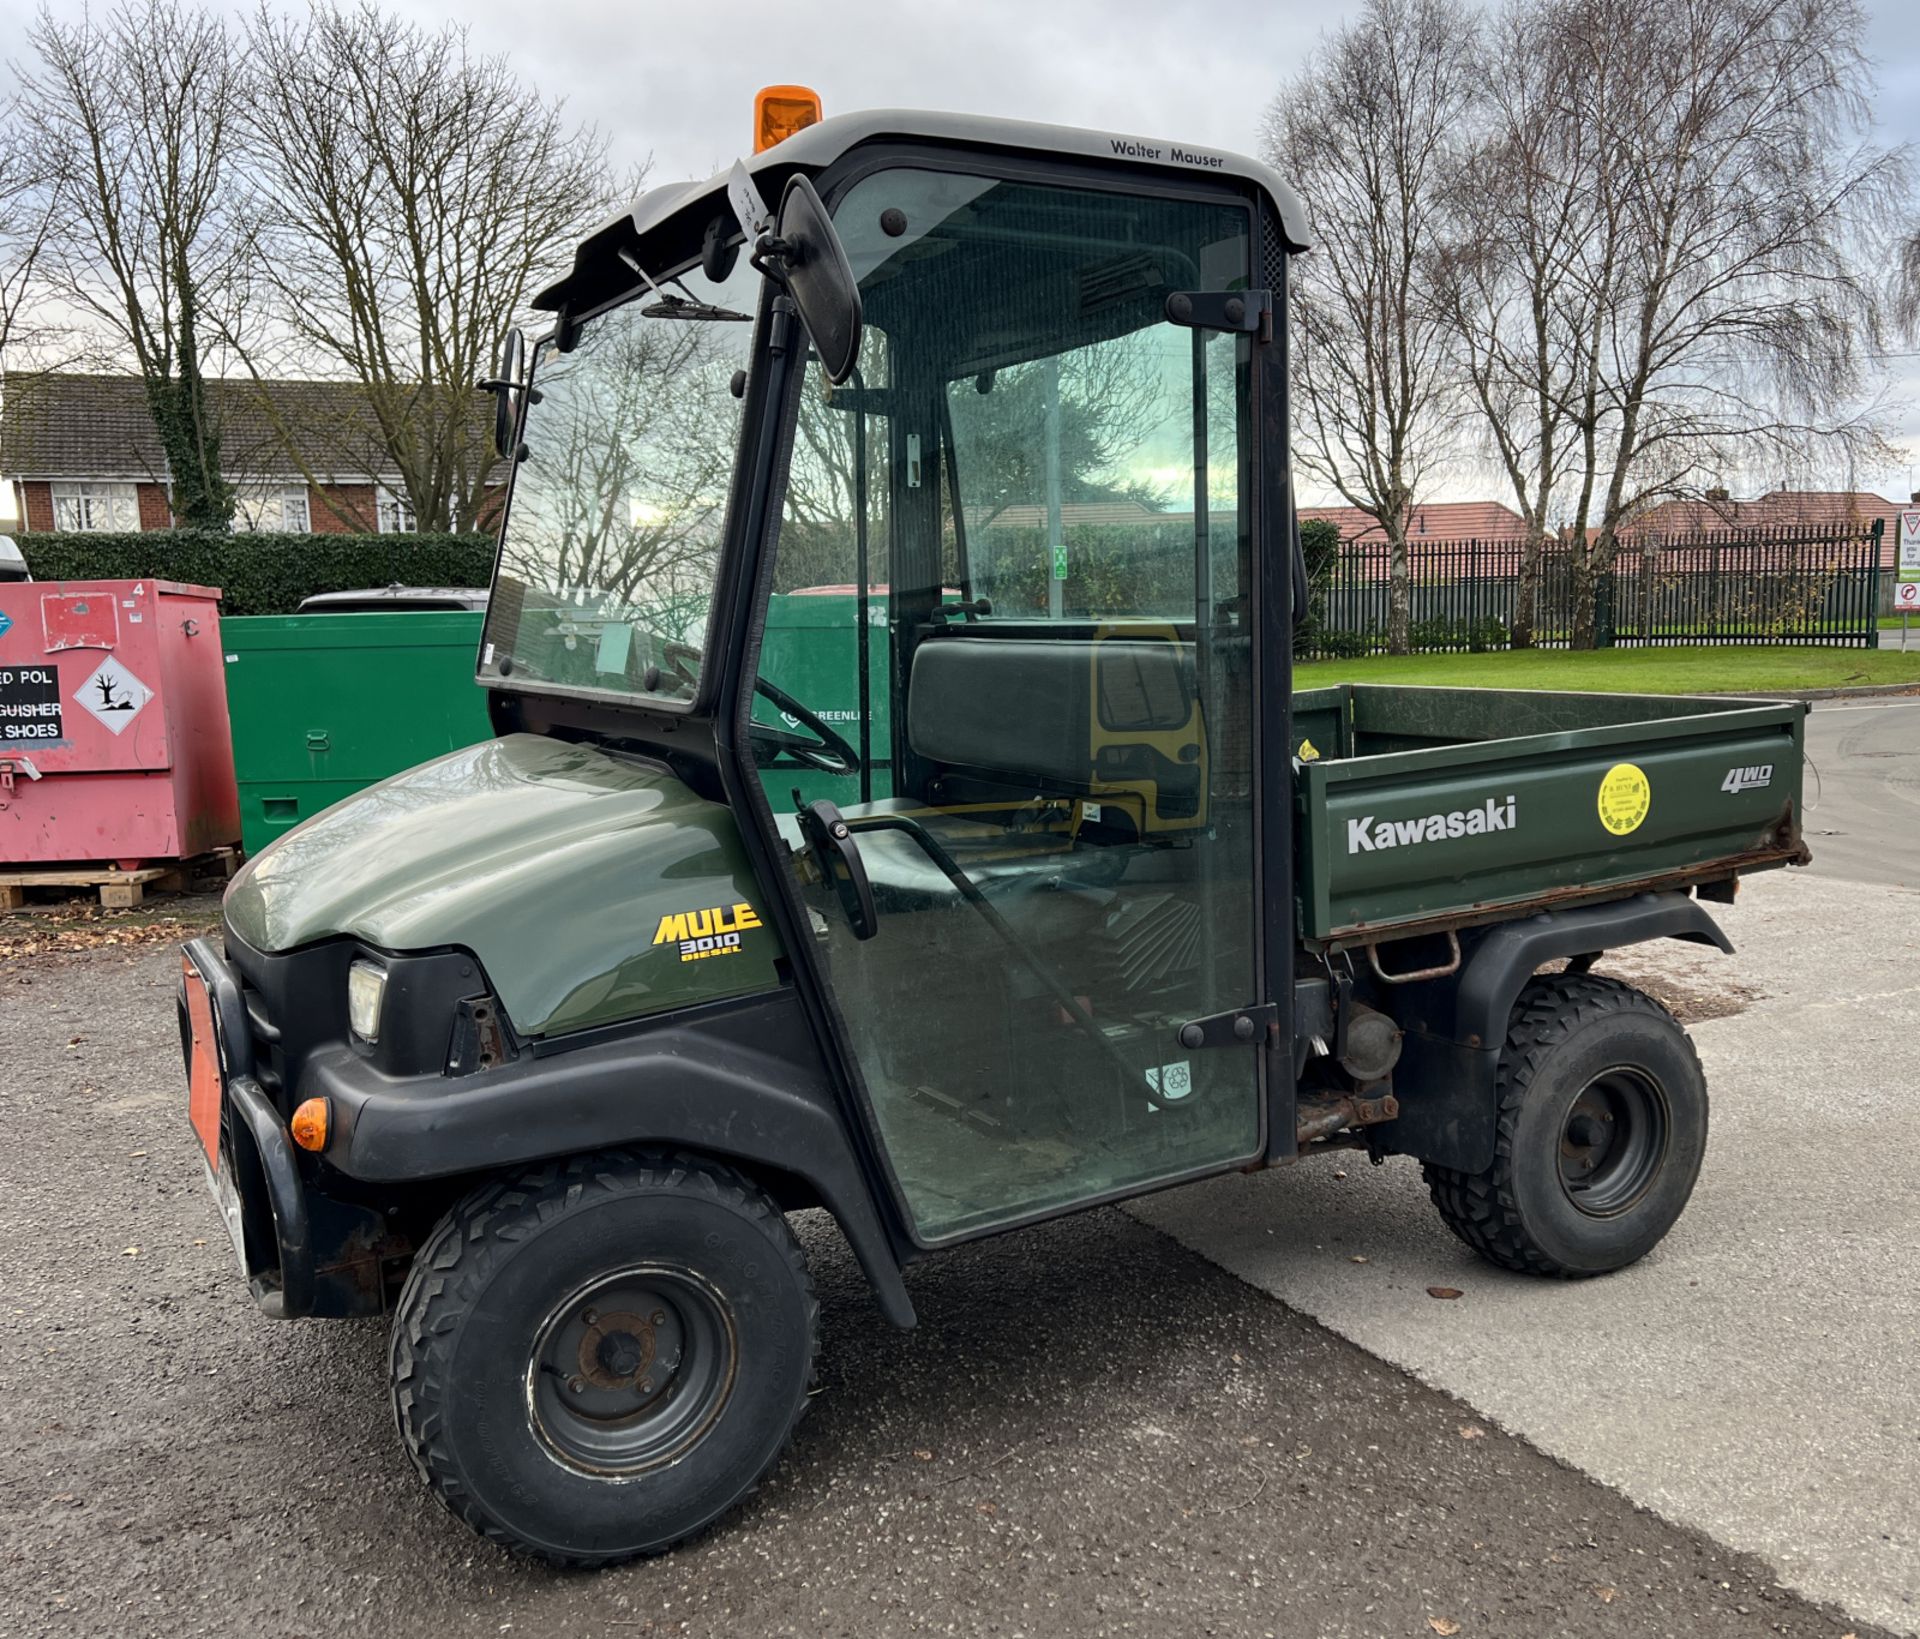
797, 798, 878, 941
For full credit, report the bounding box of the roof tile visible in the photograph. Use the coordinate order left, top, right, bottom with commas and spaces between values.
0, 371, 497, 486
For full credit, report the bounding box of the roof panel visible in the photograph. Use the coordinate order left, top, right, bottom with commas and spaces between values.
536, 107, 1311, 317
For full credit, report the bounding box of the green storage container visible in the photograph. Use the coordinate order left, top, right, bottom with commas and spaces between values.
223, 611, 492, 858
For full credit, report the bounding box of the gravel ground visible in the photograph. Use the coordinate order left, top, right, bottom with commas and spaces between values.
0, 937, 1894, 1639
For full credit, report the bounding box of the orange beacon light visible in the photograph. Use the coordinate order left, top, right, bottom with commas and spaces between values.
754, 85, 823, 153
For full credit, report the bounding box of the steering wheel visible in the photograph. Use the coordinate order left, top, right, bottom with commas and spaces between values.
750, 675, 862, 776
659, 641, 861, 777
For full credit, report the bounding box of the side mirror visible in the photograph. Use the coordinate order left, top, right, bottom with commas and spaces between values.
766, 174, 862, 385
481, 327, 526, 459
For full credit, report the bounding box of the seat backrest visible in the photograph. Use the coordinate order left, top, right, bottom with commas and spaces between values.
907, 636, 1193, 786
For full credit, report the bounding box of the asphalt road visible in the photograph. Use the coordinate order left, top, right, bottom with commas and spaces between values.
1801, 697, 1920, 887
0, 938, 1892, 1639
1138, 696, 1920, 1636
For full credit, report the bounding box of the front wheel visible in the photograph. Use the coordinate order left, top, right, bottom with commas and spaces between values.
1423, 973, 1708, 1277
390, 1150, 816, 1565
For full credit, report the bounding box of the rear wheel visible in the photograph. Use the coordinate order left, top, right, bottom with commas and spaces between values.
1423, 973, 1708, 1277
390, 1149, 816, 1565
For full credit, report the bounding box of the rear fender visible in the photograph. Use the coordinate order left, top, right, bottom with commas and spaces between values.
1376, 891, 1731, 1171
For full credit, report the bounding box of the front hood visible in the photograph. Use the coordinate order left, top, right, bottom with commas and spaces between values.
224, 734, 783, 1037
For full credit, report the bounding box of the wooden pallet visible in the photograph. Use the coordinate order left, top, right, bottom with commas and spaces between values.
0, 848, 239, 911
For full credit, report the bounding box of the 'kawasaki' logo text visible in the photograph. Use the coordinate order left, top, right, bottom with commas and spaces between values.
1347, 795, 1517, 854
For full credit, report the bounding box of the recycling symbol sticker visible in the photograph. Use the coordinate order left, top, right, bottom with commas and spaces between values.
74, 657, 153, 735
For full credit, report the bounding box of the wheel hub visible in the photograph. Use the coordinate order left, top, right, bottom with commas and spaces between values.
527, 1265, 737, 1477
580, 1309, 660, 1390
1557, 1067, 1671, 1218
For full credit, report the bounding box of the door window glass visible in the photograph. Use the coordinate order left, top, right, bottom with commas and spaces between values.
756, 167, 1259, 1242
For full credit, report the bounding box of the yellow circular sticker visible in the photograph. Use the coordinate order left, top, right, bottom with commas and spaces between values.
1597, 763, 1651, 835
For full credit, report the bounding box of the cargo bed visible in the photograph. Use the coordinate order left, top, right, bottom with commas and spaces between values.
1290, 685, 1808, 946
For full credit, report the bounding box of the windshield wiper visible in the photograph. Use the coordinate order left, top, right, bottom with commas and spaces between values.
616, 251, 751, 321
640, 291, 751, 322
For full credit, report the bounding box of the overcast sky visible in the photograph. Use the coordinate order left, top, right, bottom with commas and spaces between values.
365, 0, 1920, 503
5, 0, 1917, 502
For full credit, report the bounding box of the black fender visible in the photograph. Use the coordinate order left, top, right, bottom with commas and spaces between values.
1378, 892, 1732, 1172
312, 991, 917, 1329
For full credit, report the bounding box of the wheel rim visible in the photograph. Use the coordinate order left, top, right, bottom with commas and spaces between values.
1556, 1066, 1671, 1217
525, 1264, 738, 1477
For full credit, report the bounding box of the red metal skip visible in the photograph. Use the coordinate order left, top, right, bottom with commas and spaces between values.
0, 579, 240, 866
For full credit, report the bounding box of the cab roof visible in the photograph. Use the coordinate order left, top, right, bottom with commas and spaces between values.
533, 107, 1311, 319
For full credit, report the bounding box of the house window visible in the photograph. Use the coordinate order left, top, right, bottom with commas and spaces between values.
51, 482, 140, 532
234, 484, 311, 533
377, 491, 417, 534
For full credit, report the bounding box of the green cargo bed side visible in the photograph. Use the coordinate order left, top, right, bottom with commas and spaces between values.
1293, 686, 1808, 943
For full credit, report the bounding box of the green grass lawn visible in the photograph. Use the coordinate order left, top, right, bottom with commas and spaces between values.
1293, 645, 1920, 694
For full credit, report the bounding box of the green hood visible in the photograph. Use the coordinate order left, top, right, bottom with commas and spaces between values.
224, 733, 784, 1037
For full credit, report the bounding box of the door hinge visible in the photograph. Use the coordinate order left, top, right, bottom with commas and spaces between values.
1164, 288, 1272, 339
1175, 1001, 1279, 1051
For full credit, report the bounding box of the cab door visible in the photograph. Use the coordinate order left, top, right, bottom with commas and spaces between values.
748, 162, 1269, 1244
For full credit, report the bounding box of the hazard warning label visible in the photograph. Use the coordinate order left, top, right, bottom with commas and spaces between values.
73, 658, 152, 735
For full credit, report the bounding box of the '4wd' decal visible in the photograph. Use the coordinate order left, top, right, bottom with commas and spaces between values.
1721, 764, 1774, 794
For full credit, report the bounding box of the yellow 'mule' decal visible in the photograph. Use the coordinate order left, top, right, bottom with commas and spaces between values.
652, 902, 763, 961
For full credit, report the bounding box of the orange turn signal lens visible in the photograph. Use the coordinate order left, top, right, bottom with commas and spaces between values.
290, 1097, 330, 1153
754, 85, 822, 153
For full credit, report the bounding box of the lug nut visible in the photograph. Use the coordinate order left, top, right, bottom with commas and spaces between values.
581, 1308, 598, 1326
651, 1310, 666, 1326
568, 1376, 586, 1394
640, 1378, 654, 1395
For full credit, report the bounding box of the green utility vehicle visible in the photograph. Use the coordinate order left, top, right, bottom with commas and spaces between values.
178, 103, 1809, 1565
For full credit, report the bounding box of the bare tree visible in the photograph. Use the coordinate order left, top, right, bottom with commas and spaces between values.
1547, 0, 1905, 645
1434, 0, 1619, 646
0, 102, 64, 515
240, 3, 618, 532
1898, 235, 1920, 337
0, 108, 62, 366
1265, 0, 1478, 654
16, 0, 244, 527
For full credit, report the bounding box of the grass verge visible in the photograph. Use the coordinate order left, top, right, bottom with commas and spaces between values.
1293, 645, 1920, 694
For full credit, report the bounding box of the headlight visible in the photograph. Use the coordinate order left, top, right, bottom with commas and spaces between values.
347, 959, 388, 1043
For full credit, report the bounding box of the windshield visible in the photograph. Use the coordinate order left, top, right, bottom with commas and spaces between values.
479, 254, 762, 705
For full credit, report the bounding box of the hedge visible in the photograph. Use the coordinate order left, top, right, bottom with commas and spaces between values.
14, 530, 495, 616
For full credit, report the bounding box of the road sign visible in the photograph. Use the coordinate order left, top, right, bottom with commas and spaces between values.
1901, 510, 1920, 585
1895, 581, 1920, 610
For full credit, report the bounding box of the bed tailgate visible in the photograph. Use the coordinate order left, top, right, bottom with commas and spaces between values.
1294, 694, 1809, 944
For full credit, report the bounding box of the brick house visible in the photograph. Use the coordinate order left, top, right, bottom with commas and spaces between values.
0, 372, 501, 535
1621, 488, 1916, 569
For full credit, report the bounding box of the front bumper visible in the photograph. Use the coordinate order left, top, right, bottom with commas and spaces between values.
179, 938, 316, 1317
